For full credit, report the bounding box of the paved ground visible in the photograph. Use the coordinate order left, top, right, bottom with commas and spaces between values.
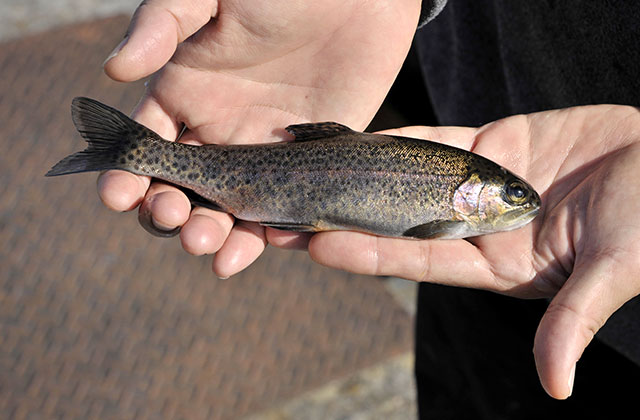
0, 4, 421, 420
243, 353, 417, 420
0, 0, 138, 41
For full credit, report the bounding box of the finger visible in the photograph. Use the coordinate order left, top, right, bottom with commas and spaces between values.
138, 205, 180, 237
104, 0, 217, 81
97, 97, 178, 212
266, 228, 313, 250
212, 221, 267, 278
97, 169, 149, 212
180, 206, 234, 255
533, 254, 640, 399
139, 182, 191, 231
308, 231, 497, 288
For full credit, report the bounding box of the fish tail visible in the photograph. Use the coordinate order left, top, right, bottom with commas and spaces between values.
46, 97, 161, 177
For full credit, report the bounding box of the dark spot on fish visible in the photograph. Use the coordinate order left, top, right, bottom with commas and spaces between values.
127, 154, 134, 160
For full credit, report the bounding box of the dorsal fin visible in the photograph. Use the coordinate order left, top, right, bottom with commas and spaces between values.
285, 122, 354, 141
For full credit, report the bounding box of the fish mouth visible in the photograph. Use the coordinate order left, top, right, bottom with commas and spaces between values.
499, 205, 540, 231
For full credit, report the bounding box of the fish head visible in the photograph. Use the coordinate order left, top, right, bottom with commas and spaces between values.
452, 170, 541, 236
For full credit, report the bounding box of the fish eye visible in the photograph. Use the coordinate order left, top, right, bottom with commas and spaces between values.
504, 181, 529, 205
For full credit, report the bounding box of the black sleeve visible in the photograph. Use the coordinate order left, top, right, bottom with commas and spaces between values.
419, 0, 448, 27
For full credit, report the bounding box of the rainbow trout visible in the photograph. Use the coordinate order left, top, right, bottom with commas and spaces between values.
46, 97, 540, 239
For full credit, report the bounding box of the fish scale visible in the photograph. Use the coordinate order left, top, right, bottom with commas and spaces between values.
46, 97, 540, 239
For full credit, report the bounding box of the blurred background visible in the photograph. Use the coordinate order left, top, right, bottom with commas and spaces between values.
0, 1, 433, 418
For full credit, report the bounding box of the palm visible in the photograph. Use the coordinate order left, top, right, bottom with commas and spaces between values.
470, 106, 640, 297
101, 0, 420, 276
151, 0, 419, 143
309, 105, 640, 398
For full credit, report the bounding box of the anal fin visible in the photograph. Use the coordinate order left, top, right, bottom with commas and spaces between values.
179, 188, 224, 212
260, 222, 318, 232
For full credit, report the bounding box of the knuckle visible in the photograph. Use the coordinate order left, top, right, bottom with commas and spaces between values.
416, 242, 433, 282
545, 300, 603, 343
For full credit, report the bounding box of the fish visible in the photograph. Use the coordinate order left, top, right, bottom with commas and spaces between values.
46, 97, 541, 239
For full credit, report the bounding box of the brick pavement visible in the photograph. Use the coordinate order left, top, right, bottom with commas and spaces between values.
0, 16, 413, 419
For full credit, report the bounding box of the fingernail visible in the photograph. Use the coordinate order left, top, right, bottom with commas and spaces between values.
216, 275, 230, 280
103, 36, 129, 67
567, 363, 576, 397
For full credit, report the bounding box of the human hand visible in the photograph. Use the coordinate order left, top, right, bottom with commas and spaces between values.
99, 0, 421, 277
306, 105, 640, 399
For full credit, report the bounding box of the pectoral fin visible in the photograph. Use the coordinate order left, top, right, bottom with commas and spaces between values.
403, 220, 468, 239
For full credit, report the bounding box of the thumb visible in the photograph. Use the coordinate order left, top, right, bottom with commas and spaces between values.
375, 125, 478, 150
104, 0, 218, 81
533, 254, 640, 399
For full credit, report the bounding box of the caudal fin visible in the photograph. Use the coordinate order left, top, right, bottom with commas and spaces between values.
46, 97, 160, 176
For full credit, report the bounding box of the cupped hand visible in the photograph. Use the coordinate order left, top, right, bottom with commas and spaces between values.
100, 0, 420, 277
306, 105, 640, 399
